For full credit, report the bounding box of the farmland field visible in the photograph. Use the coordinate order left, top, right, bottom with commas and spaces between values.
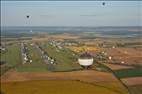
122, 77, 142, 86
101, 48, 142, 65
1, 70, 129, 94
0, 42, 21, 75
103, 63, 133, 70
1, 7, 142, 94
128, 85, 142, 94
1, 30, 142, 94
114, 68, 142, 79
1, 80, 128, 94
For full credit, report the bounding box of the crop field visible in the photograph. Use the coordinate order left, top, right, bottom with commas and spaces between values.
114, 68, 142, 79
1, 70, 128, 94
1, 80, 128, 94
128, 85, 142, 94
101, 48, 142, 65
121, 77, 142, 94
101, 62, 142, 94
103, 63, 133, 70
66, 46, 98, 53
122, 77, 142, 86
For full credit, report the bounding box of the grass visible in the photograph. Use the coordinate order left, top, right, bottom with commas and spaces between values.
114, 68, 142, 79
128, 85, 142, 94
38, 42, 81, 71
0, 42, 21, 75
92, 60, 111, 72
1, 80, 128, 94
16, 43, 49, 72
1, 41, 81, 72
1, 43, 21, 66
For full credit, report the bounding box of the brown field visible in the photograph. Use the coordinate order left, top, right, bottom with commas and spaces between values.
1, 70, 128, 94
1, 70, 118, 83
128, 85, 142, 94
103, 63, 133, 70
1, 80, 128, 94
101, 48, 142, 65
32, 33, 80, 42
32, 38, 49, 42
49, 33, 80, 40
122, 77, 142, 86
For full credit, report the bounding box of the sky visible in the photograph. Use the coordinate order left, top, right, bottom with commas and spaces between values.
1, 1, 142, 26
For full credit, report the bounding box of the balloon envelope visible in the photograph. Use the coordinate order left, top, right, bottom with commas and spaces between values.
26, 15, 30, 18
102, 2, 105, 6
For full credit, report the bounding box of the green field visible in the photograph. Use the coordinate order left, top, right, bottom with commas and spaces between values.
16, 43, 49, 72
1, 41, 82, 72
38, 42, 81, 71
1, 80, 128, 94
114, 68, 142, 79
129, 85, 142, 94
0, 42, 21, 75
1, 42, 21, 66
92, 61, 111, 72
1, 41, 115, 73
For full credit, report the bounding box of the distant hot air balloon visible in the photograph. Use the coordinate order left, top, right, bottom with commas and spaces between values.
26, 15, 32, 32
102, 2, 105, 6
26, 15, 30, 19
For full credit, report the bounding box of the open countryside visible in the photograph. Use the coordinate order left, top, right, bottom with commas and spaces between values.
1, 26, 142, 94
1, 1, 142, 94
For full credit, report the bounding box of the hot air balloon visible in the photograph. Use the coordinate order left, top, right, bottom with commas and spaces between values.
102, 2, 105, 6
26, 15, 30, 19
78, 52, 94, 69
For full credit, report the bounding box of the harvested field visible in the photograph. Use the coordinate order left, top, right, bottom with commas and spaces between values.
32, 38, 49, 42
122, 77, 142, 86
128, 85, 142, 94
1, 80, 128, 94
1, 70, 129, 94
101, 48, 142, 65
103, 63, 133, 70
1, 70, 118, 83
49, 33, 80, 40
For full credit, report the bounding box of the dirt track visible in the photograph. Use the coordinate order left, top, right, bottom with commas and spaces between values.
1, 70, 118, 83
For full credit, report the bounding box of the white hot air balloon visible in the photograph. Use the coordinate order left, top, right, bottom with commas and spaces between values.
78, 52, 93, 69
